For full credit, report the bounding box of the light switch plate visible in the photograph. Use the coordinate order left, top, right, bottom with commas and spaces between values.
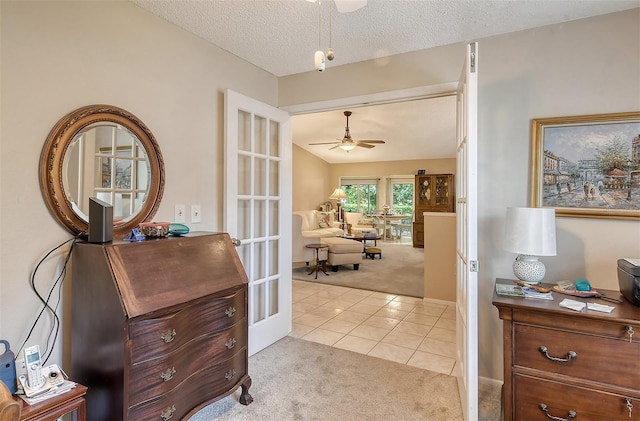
191, 205, 201, 223
175, 204, 186, 223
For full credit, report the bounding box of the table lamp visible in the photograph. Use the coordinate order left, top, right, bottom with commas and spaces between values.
329, 188, 347, 222
504, 207, 557, 284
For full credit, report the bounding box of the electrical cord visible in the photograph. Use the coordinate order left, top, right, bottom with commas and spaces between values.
16, 231, 84, 364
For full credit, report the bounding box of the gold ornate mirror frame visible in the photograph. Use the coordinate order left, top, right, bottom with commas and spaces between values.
39, 104, 165, 236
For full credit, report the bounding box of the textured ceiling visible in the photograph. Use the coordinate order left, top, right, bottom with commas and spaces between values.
131, 0, 637, 77
130, 0, 638, 164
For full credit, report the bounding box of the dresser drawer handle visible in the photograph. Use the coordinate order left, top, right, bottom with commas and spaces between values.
160, 405, 176, 421
225, 369, 236, 381
161, 329, 176, 343
626, 325, 634, 343
225, 338, 237, 349
225, 306, 237, 318
539, 404, 576, 421
160, 367, 176, 382
626, 398, 633, 418
539, 346, 576, 362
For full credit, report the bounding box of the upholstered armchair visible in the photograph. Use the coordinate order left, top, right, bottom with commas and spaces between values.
292, 210, 342, 264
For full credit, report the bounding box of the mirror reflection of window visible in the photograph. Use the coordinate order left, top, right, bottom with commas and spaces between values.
62, 122, 150, 222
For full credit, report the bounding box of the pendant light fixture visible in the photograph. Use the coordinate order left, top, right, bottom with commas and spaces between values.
314, 1, 325, 72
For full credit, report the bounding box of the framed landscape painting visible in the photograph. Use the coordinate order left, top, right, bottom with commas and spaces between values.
530, 112, 640, 220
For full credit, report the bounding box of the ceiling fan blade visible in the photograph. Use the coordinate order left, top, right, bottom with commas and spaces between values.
308, 141, 341, 145
356, 140, 385, 144
328, 144, 342, 150
356, 143, 375, 149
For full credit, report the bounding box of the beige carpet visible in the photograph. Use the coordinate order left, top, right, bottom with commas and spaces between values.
293, 242, 424, 298
189, 336, 463, 420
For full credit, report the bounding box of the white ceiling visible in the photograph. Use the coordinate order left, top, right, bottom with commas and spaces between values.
130, 0, 638, 164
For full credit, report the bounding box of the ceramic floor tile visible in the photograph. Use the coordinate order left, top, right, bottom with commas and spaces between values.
373, 307, 409, 321
393, 295, 424, 304
393, 320, 433, 337
302, 328, 345, 346
362, 315, 401, 330
385, 300, 417, 312
333, 335, 378, 354
334, 294, 367, 305
342, 289, 374, 297
333, 310, 372, 324
427, 327, 457, 343
407, 350, 456, 375
310, 306, 344, 318
434, 317, 456, 331
418, 337, 457, 358
411, 303, 447, 316
294, 313, 333, 328
319, 318, 359, 334
349, 302, 385, 315
359, 296, 394, 307
349, 324, 393, 341
403, 312, 439, 326
369, 292, 398, 301
299, 295, 332, 307
318, 300, 355, 311
290, 323, 315, 338
368, 342, 415, 364
293, 302, 320, 313
381, 330, 424, 350
440, 307, 457, 320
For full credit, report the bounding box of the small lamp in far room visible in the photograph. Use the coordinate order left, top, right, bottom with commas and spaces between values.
329, 188, 347, 222
504, 207, 557, 284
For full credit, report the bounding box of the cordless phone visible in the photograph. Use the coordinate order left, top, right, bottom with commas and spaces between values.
24, 345, 44, 389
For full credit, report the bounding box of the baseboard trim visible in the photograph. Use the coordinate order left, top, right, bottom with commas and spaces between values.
421, 297, 455, 307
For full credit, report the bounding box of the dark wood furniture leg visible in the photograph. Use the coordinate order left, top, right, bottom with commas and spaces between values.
239, 376, 253, 405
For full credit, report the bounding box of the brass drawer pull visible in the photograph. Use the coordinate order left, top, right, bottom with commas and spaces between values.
160, 367, 176, 382
225, 306, 237, 318
626, 398, 634, 418
225, 369, 236, 381
538, 346, 576, 362
225, 337, 237, 349
160, 405, 176, 421
626, 325, 634, 343
161, 329, 176, 343
539, 404, 576, 421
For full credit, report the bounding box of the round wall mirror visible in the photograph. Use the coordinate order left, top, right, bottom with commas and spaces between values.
40, 104, 165, 237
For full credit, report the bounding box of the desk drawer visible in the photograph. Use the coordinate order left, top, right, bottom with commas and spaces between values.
128, 350, 248, 421
514, 324, 640, 390
129, 289, 246, 363
514, 374, 639, 420
128, 322, 246, 406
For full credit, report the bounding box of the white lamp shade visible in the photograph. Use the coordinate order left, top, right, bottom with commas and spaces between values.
329, 188, 347, 201
504, 207, 557, 256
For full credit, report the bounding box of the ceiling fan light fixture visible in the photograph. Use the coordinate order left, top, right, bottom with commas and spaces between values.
339, 143, 356, 151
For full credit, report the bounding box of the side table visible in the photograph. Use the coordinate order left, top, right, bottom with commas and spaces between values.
306, 243, 329, 279
14, 383, 87, 421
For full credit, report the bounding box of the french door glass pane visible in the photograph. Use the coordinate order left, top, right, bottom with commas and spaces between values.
391, 182, 414, 216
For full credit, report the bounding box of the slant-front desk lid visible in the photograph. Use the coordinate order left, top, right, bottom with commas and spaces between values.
102, 232, 248, 318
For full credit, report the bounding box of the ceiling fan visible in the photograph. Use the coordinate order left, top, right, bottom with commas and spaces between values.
309, 111, 386, 152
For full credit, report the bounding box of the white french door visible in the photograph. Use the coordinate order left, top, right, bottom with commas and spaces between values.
455, 42, 479, 420
224, 89, 292, 356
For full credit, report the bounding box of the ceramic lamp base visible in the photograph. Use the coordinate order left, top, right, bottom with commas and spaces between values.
513, 254, 545, 284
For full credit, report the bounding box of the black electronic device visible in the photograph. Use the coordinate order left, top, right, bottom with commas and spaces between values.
617, 258, 640, 307
88, 197, 113, 243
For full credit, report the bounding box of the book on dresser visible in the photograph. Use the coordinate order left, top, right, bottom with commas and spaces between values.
70, 232, 253, 421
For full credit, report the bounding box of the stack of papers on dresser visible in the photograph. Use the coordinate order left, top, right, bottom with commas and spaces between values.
521, 287, 554, 300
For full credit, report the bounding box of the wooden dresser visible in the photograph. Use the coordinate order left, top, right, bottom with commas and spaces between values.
413, 173, 454, 247
493, 279, 640, 421
71, 232, 252, 421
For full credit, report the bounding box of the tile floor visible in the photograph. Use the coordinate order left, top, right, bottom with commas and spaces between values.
290, 279, 458, 375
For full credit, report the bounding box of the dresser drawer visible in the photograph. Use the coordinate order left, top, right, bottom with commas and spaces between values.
128, 350, 248, 421
128, 322, 247, 406
129, 289, 246, 363
514, 323, 640, 390
514, 374, 640, 420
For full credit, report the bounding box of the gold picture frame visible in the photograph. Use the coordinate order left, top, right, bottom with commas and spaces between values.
531, 112, 640, 220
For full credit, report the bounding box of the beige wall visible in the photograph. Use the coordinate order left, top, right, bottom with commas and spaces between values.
0, 1, 278, 363
424, 213, 456, 302
292, 145, 332, 211
281, 9, 640, 383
